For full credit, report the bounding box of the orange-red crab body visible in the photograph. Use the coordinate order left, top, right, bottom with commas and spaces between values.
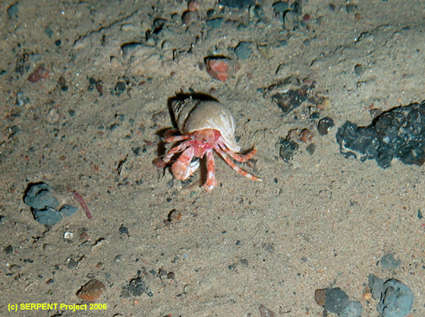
155, 98, 260, 191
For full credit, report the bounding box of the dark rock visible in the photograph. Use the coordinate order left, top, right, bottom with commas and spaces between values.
219, 0, 255, 9
234, 41, 252, 60
377, 279, 413, 317
324, 287, 350, 314
113, 81, 126, 96
24, 182, 59, 210
4, 245, 13, 254
368, 274, 385, 300
32, 207, 63, 226
44, 26, 53, 38
57, 76, 68, 91
15, 90, 30, 106
278, 137, 299, 162
306, 143, 316, 154
354, 64, 366, 76
336, 100, 425, 168
59, 204, 78, 217
317, 117, 335, 135
267, 80, 310, 115
7, 3, 19, 19
122, 275, 153, 297
340, 300, 362, 317
379, 253, 401, 270
206, 17, 223, 28
119, 224, 129, 236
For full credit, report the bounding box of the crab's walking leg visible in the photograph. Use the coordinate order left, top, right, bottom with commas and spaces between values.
215, 147, 261, 182
172, 146, 195, 180
164, 134, 191, 143
163, 128, 179, 139
204, 150, 217, 191
218, 141, 257, 162
154, 140, 190, 168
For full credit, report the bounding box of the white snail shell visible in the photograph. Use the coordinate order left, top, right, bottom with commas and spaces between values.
171, 98, 241, 152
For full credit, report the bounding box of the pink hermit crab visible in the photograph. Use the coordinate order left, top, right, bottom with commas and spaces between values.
154, 97, 261, 191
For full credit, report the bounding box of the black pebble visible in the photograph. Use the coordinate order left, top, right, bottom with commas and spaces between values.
278, 138, 299, 162
317, 117, 335, 135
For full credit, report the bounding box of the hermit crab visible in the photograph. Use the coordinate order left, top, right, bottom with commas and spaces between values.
154, 96, 261, 191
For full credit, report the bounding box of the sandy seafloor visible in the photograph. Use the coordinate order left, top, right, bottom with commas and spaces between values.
1, 0, 425, 316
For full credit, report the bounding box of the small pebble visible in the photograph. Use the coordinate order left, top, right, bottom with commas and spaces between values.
47, 108, 60, 124
113, 81, 126, 96
28, 65, 49, 83
234, 41, 252, 60
59, 204, 78, 217
15, 90, 30, 106
379, 253, 401, 270
4, 245, 14, 255
44, 26, 53, 38
354, 64, 366, 76
368, 274, 385, 299
119, 224, 129, 237
315, 288, 326, 306
317, 117, 335, 135
298, 128, 313, 143
219, 0, 255, 9
278, 137, 299, 162
57, 76, 68, 91
122, 275, 153, 297
24, 182, 59, 210
76, 279, 105, 302
205, 57, 231, 82
324, 287, 349, 314
7, 3, 19, 19
63, 231, 74, 240
32, 207, 63, 226
340, 300, 362, 317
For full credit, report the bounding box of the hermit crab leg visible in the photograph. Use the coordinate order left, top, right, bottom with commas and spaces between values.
164, 134, 191, 143
214, 146, 261, 182
204, 150, 217, 191
154, 140, 191, 168
171, 146, 196, 180
217, 139, 257, 163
